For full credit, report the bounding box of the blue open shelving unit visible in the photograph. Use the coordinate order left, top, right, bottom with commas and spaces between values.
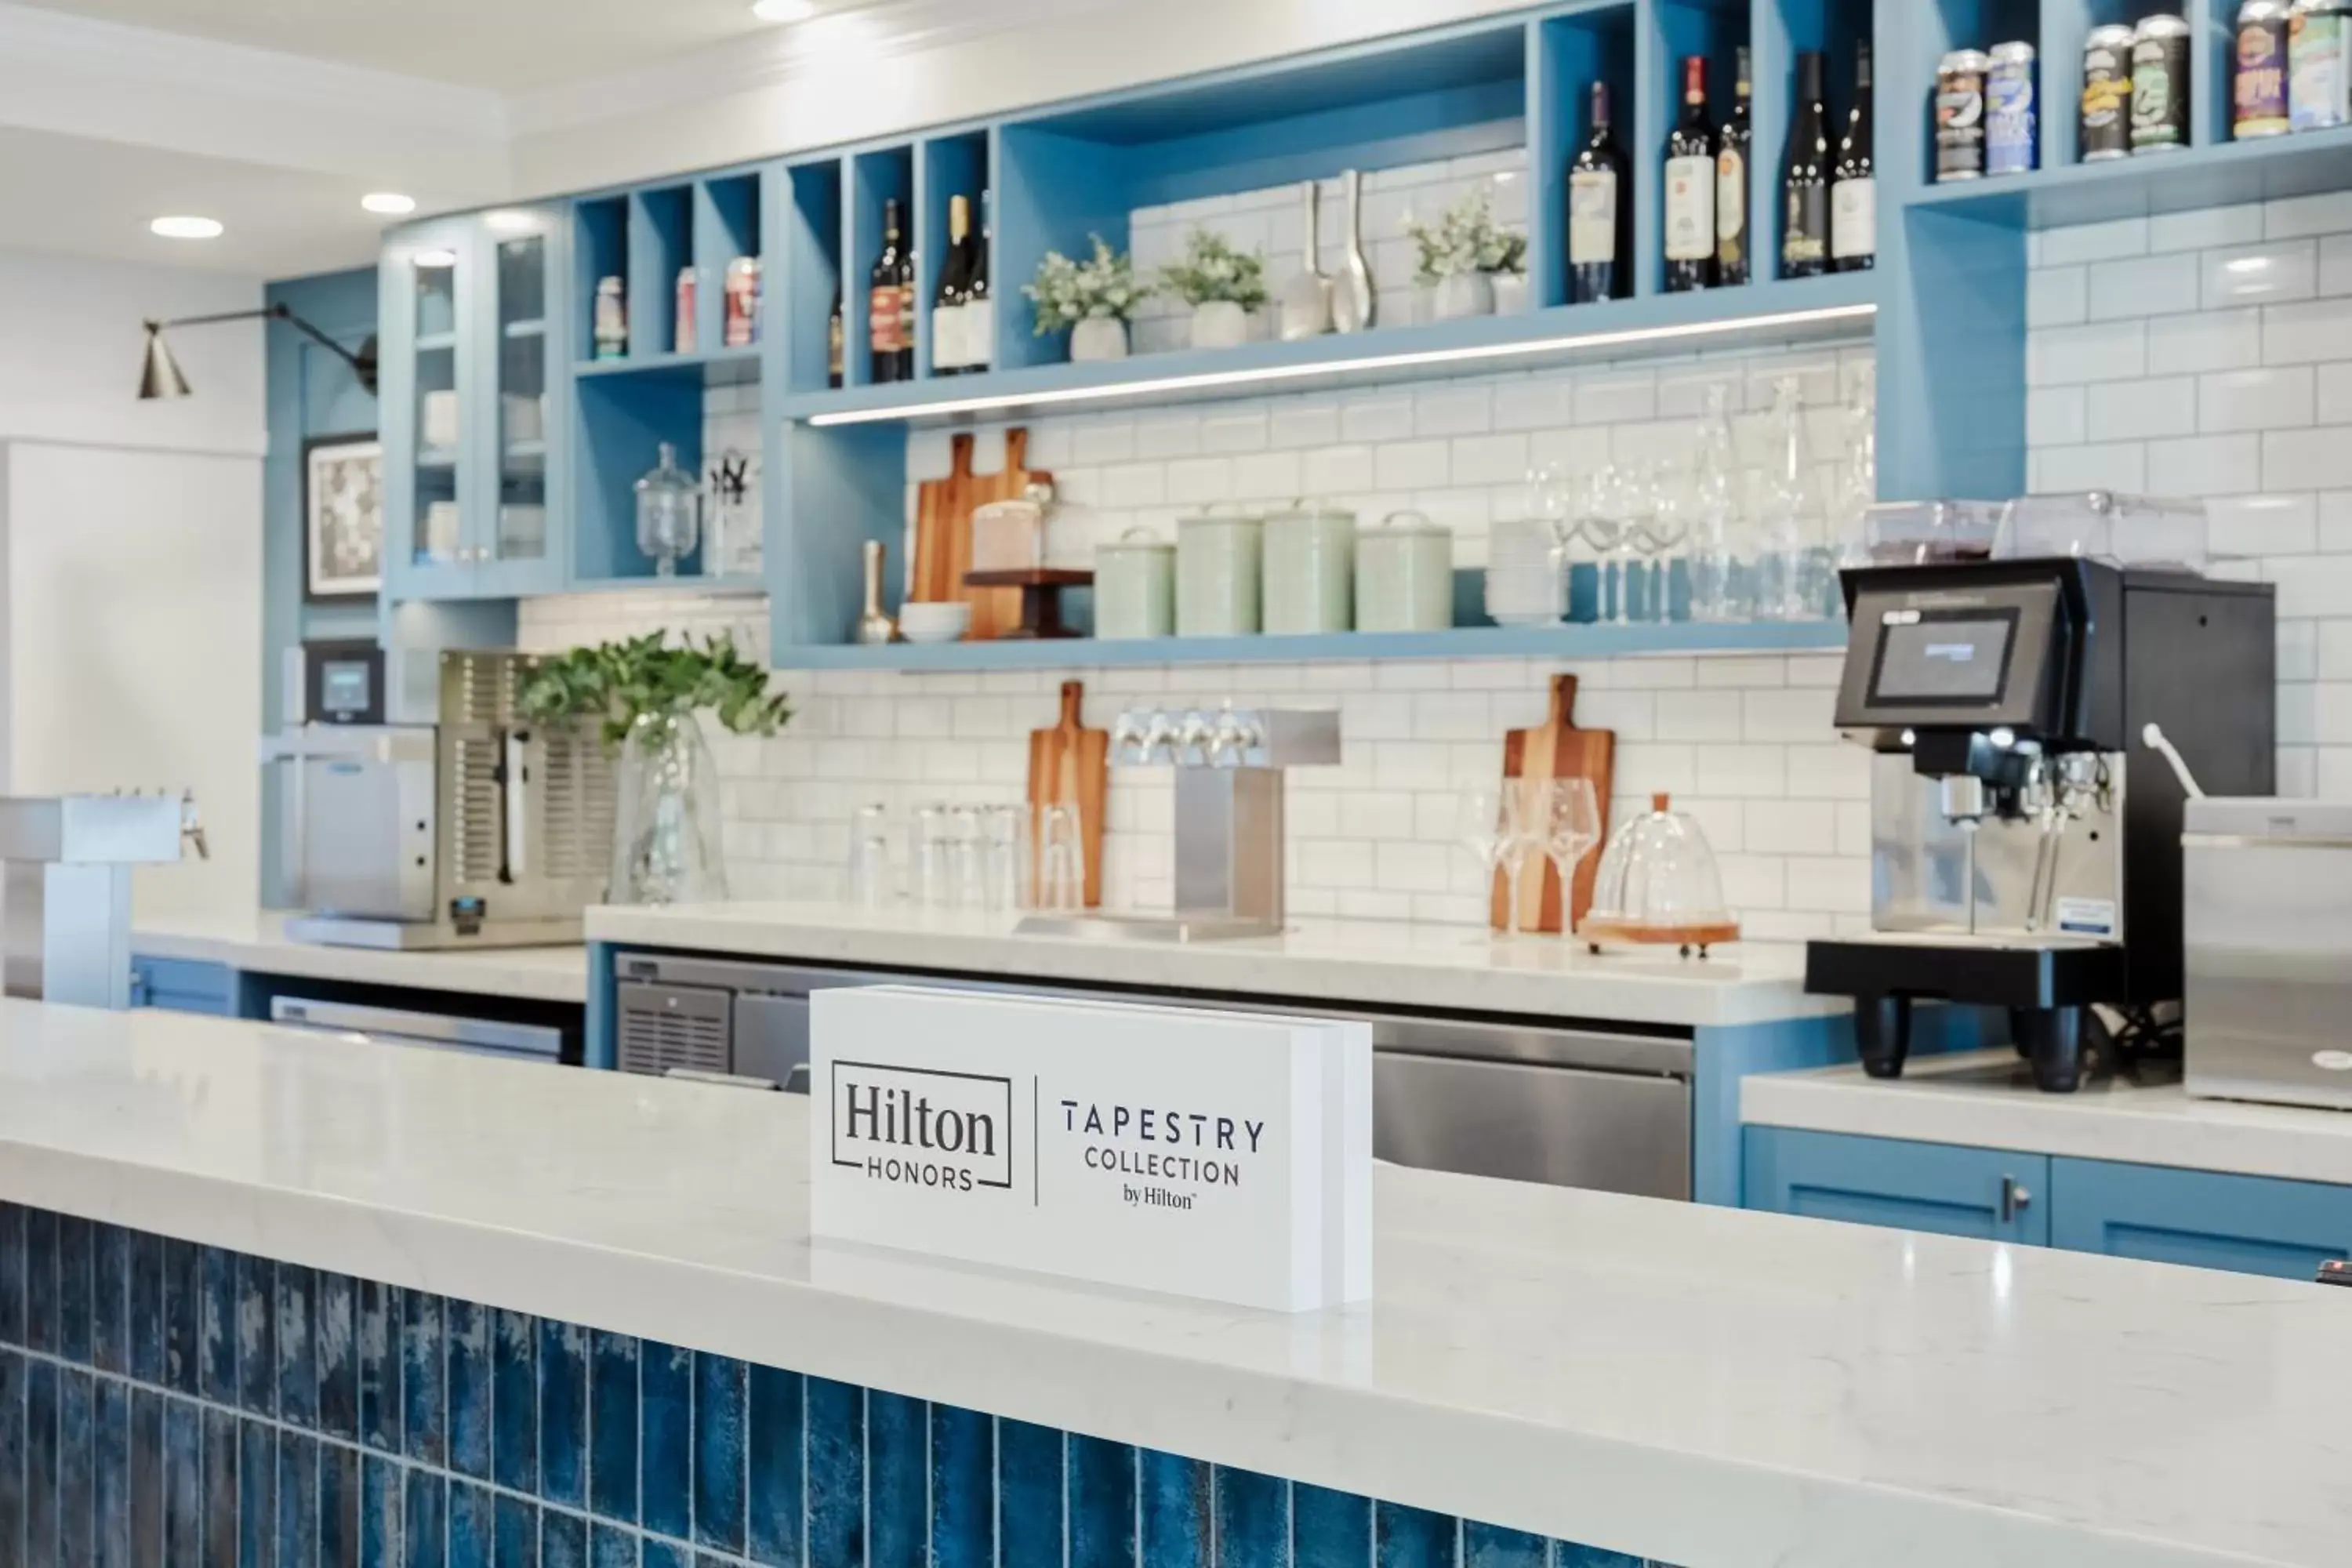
374, 0, 2337, 669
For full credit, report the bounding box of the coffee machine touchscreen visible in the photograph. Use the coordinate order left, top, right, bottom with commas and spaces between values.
1870, 612, 2017, 704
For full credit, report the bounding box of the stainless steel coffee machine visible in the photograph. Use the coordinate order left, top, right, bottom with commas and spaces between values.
263, 644, 614, 949
1806, 557, 2274, 1091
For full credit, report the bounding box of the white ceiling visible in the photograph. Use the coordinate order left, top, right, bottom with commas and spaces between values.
0, 125, 467, 275
17, 0, 789, 90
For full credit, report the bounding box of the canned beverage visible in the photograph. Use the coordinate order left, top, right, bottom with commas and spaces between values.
724, 256, 762, 349
2291, 0, 2352, 131
673, 266, 697, 354
1937, 49, 1994, 180
2082, 24, 2136, 160
2132, 13, 2193, 152
2239, 0, 2294, 136
1987, 42, 2038, 173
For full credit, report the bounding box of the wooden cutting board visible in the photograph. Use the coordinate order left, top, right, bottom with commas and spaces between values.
1490, 673, 1616, 935
1028, 679, 1108, 909
909, 427, 1048, 640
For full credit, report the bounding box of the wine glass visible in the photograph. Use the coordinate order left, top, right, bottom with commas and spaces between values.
1640, 461, 1691, 624
1455, 786, 1523, 931
1544, 778, 1604, 933
1607, 463, 1653, 626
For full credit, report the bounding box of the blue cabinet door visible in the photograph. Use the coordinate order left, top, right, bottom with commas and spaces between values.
127, 957, 235, 1017
382, 216, 483, 601
1744, 1128, 2051, 1244
2049, 1158, 2352, 1281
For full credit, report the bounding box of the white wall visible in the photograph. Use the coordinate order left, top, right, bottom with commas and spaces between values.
0, 250, 265, 919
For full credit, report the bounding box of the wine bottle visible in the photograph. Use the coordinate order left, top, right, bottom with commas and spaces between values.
1664, 56, 1716, 292
932, 194, 973, 375
1569, 82, 1632, 304
1781, 51, 1831, 279
869, 198, 909, 383
965, 189, 994, 374
1831, 41, 1877, 272
1717, 46, 1753, 287
827, 283, 844, 390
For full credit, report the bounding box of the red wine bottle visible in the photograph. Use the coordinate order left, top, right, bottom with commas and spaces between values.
1569, 82, 1632, 303
1664, 56, 1716, 292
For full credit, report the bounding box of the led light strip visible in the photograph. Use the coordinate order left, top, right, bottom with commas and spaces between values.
805, 302, 1877, 426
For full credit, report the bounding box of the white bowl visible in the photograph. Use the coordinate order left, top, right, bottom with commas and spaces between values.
898, 601, 973, 644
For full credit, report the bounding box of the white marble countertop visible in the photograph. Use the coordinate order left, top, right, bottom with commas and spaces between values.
131, 913, 587, 1005
1, 1001, 2341, 1567
1744, 1048, 2352, 1185
586, 900, 1846, 1029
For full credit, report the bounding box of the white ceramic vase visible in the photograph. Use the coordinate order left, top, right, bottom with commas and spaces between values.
1491, 270, 1530, 316
1070, 316, 1129, 363
1189, 299, 1249, 350
1431, 271, 1496, 322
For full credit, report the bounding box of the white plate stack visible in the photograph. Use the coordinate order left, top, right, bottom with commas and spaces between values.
1483, 516, 1565, 626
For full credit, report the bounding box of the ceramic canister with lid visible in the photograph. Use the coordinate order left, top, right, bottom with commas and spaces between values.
1094, 527, 1176, 640
1176, 508, 1264, 637
1261, 503, 1357, 635
1354, 510, 1454, 632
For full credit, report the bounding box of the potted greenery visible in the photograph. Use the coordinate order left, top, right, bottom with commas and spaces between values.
518, 633, 791, 906
1158, 227, 1269, 350
1024, 235, 1146, 363
1491, 230, 1531, 315
1405, 187, 1525, 322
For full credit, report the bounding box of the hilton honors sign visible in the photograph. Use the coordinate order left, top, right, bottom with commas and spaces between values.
811, 987, 1371, 1312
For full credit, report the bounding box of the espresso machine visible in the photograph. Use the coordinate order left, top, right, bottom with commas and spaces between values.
1805, 557, 2274, 1091
262, 644, 615, 949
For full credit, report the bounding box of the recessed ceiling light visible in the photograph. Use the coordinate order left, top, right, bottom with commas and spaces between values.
751, 0, 818, 21
361, 193, 417, 216
412, 249, 459, 269
150, 216, 223, 241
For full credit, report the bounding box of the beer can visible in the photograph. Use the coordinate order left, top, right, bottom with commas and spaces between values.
724, 256, 763, 349
2238, 0, 2293, 137
1988, 42, 2038, 173
2132, 13, 2193, 152
674, 266, 697, 355
1936, 49, 1994, 180
2082, 24, 2136, 160
2290, 0, 2352, 132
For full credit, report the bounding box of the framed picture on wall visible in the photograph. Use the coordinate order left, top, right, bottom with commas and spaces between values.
303, 434, 383, 601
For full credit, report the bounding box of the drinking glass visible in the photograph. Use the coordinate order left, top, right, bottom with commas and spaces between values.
947, 804, 985, 908
848, 802, 892, 906
912, 804, 954, 906
1035, 803, 1084, 912
1607, 464, 1651, 626
1641, 463, 1691, 624
1544, 778, 1604, 933
981, 805, 1026, 910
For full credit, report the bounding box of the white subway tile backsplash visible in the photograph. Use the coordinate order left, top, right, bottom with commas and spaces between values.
2026, 387, 2088, 445
2088, 376, 2197, 440
2208, 492, 2318, 557
2032, 441, 2148, 493
2040, 217, 2150, 265
1414, 386, 1494, 437
2267, 191, 2352, 240
2263, 296, 2352, 364
2147, 306, 2265, 373
2027, 320, 2147, 385
2264, 426, 2352, 492
2146, 432, 2260, 495
1450, 433, 1530, 487
2150, 203, 2263, 254
2199, 365, 2315, 433
2202, 240, 2319, 309
1373, 439, 1450, 492
2089, 252, 2200, 319
2026, 267, 2087, 328
1341, 394, 1417, 444
1654, 690, 1746, 742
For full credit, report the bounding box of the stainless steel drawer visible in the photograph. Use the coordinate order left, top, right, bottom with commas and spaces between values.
1373, 1051, 1691, 1200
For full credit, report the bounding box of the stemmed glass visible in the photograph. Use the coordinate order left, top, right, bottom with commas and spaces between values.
1543, 778, 1604, 932
1640, 463, 1691, 623
1456, 785, 1526, 932
1607, 463, 1652, 626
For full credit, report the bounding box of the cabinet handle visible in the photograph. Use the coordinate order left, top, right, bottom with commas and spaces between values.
2000, 1175, 2033, 1222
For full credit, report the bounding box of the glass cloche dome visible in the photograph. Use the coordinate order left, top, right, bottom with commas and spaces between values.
1583, 793, 1740, 957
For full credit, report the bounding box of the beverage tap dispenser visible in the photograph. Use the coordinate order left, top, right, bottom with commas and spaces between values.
1017, 705, 1340, 943
1805, 557, 2274, 1091
0, 791, 201, 1008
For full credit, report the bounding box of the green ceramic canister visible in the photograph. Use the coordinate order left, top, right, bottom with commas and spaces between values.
1176, 508, 1264, 637
1094, 527, 1176, 640
1261, 503, 1357, 635
1353, 510, 1454, 632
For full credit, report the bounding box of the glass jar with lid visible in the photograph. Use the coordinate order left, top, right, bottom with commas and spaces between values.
1096, 527, 1176, 640
1355, 510, 1454, 632
634, 441, 702, 575
1582, 793, 1740, 956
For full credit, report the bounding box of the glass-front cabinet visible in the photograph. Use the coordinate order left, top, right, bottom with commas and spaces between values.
381, 209, 570, 601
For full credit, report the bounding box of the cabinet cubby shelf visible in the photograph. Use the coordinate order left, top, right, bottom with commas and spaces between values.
774, 619, 1850, 672
574, 344, 762, 379
503, 318, 547, 339
782, 272, 1881, 427
415, 332, 458, 353
1903, 122, 2352, 229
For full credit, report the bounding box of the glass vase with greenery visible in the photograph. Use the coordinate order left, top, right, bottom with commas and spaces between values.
519, 633, 791, 905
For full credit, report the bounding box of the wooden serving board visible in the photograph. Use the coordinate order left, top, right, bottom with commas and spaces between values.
1028, 680, 1108, 908
909, 428, 1048, 640
1490, 673, 1616, 935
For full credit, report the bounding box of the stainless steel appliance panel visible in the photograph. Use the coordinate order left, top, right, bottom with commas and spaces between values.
1374, 1051, 1690, 1199
615, 982, 731, 1077
269, 996, 564, 1062
2185, 800, 2352, 1109
292, 735, 437, 922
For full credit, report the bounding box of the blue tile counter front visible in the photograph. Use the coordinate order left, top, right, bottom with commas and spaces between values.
0, 1204, 1664, 1568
